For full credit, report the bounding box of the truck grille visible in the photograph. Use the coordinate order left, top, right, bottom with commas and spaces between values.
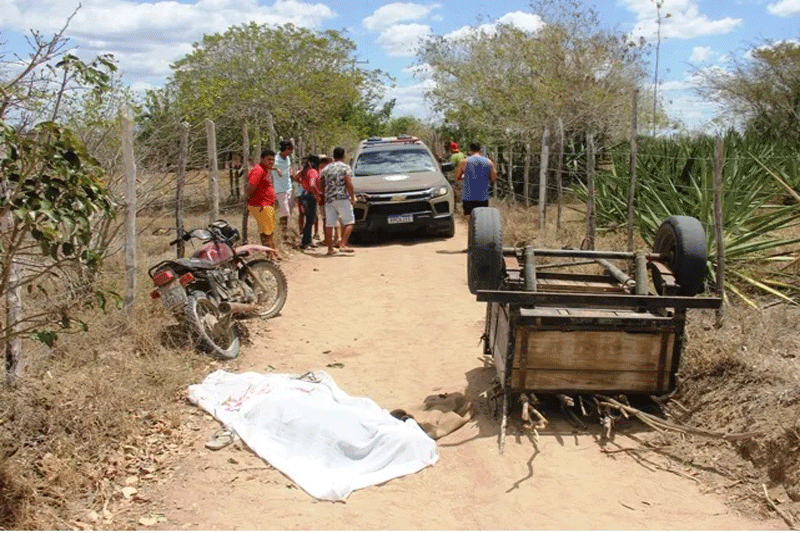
368, 201, 432, 216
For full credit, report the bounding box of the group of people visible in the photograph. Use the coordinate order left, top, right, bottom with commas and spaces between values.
245, 138, 498, 260
245, 141, 357, 257
443, 141, 498, 215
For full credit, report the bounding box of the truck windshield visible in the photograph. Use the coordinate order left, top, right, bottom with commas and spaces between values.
354, 148, 438, 176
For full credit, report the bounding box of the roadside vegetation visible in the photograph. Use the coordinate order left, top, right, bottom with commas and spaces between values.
1, 0, 799, 528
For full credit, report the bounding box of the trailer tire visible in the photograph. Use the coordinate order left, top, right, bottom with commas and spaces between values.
468, 207, 504, 295
653, 215, 707, 296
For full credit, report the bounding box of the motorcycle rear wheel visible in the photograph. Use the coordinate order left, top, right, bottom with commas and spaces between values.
185, 292, 239, 359
239, 259, 288, 319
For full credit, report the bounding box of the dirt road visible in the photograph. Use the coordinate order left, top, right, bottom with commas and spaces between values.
145, 220, 781, 530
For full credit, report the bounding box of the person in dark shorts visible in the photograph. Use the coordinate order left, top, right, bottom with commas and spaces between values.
454, 142, 497, 216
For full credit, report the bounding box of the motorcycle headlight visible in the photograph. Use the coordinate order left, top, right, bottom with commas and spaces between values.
430, 186, 449, 198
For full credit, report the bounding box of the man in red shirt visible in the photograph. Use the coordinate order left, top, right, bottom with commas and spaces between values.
246, 149, 279, 257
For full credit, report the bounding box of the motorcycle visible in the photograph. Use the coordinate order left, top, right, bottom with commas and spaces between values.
148, 220, 287, 359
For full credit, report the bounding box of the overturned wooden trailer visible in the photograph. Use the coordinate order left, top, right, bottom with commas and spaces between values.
467, 208, 722, 451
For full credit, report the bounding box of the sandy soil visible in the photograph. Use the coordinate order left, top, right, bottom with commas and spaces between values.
140, 219, 783, 530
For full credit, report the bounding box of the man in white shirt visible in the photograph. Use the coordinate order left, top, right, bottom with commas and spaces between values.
273, 140, 294, 241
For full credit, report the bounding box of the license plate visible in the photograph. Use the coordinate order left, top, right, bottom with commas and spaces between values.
159, 282, 188, 309
387, 214, 413, 224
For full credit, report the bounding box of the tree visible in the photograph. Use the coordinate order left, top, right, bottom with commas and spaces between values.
168, 23, 389, 150
693, 40, 800, 142
1, 24, 116, 379
418, 0, 647, 144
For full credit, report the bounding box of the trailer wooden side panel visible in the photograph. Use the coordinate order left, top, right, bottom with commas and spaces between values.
510, 328, 675, 392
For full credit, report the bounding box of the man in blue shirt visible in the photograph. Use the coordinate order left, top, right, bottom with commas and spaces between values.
454, 142, 497, 215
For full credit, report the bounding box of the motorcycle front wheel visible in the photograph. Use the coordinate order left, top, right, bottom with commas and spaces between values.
239, 259, 288, 319
185, 292, 240, 360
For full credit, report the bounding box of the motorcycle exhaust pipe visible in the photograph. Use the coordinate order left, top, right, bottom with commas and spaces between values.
218, 301, 262, 315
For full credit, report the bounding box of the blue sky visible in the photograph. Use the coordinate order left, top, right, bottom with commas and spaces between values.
1, 0, 799, 132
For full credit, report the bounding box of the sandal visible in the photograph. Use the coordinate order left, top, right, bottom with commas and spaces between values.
205, 428, 235, 450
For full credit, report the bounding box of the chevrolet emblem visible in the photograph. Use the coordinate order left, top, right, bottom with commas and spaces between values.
391, 195, 406, 201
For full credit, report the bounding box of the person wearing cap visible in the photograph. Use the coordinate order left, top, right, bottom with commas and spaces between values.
448, 141, 466, 168
445, 141, 465, 209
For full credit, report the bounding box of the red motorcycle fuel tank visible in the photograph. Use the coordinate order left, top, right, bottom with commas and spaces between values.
192, 242, 234, 264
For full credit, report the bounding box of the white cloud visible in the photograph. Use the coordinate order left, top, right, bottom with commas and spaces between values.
403, 62, 432, 78
363, 3, 441, 31
497, 11, 545, 33
381, 78, 437, 119
376, 23, 431, 57
656, 68, 729, 132
0, 0, 336, 84
768, 0, 800, 17
689, 45, 714, 63
621, 0, 741, 41
443, 11, 544, 41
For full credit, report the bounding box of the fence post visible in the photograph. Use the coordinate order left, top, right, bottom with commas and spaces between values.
241, 122, 251, 242
538, 127, 550, 229
523, 141, 532, 208
267, 112, 275, 150
122, 110, 137, 316
627, 89, 639, 261
713, 135, 725, 327
585, 133, 596, 250
556, 118, 564, 231
205, 119, 220, 222
506, 143, 515, 203
176, 121, 189, 258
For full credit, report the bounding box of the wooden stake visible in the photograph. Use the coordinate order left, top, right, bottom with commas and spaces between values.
586, 133, 596, 250
556, 118, 564, 231
523, 141, 531, 208
176, 122, 188, 258
241, 122, 251, 243
538, 127, 550, 229
122, 110, 137, 317
713, 136, 725, 327
205, 119, 220, 222
627, 89, 639, 259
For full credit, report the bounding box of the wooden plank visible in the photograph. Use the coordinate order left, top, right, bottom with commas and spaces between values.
515, 369, 662, 393
658, 332, 676, 391
512, 329, 669, 373
477, 290, 722, 310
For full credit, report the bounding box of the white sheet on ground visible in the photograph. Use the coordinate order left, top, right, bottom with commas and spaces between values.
187, 369, 438, 501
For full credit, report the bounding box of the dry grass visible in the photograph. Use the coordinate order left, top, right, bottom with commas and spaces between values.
2, 194, 798, 528
0, 296, 219, 529
0, 204, 241, 529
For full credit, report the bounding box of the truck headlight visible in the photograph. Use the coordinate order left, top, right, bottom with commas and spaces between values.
430, 186, 448, 198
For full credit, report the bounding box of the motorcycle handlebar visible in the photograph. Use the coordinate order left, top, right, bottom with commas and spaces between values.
168, 230, 193, 246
